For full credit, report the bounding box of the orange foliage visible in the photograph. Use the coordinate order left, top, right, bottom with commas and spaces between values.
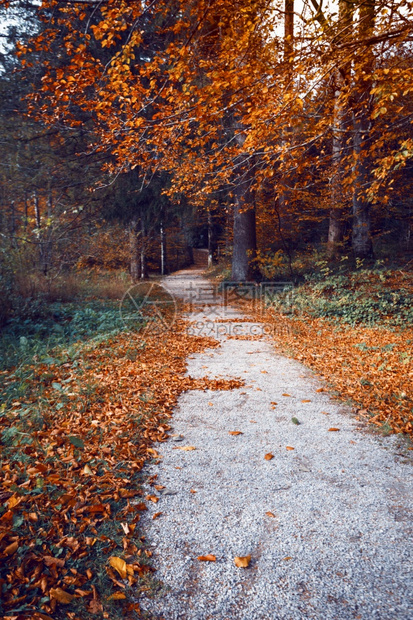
0, 318, 244, 615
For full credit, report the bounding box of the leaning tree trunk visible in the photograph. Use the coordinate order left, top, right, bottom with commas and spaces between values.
351, 0, 375, 259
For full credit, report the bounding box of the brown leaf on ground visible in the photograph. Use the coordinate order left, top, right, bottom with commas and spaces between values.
152, 512, 163, 519
228, 431, 243, 435
107, 592, 127, 600
265, 511, 276, 518
49, 588, 74, 604
145, 495, 159, 503
328, 428, 340, 432
173, 446, 196, 451
198, 554, 216, 562
264, 453, 274, 460
234, 555, 251, 568
286, 446, 295, 450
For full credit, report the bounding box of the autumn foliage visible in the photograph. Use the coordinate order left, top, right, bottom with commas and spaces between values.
0, 317, 244, 618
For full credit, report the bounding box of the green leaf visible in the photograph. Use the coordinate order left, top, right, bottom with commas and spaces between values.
291, 417, 300, 425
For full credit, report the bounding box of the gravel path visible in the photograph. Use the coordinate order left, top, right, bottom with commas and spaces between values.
140, 269, 413, 620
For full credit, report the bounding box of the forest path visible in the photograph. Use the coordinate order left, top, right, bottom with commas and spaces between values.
140, 268, 412, 620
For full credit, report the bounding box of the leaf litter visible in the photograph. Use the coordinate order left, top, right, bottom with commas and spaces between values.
0, 315, 244, 618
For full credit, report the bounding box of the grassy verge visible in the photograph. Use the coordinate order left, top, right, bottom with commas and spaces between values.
0, 274, 240, 619
261, 266, 413, 437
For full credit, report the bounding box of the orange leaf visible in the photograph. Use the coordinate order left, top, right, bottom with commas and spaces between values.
109, 556, 132, 580
265, 511, 276, 518
228, 431, 243, 436
286, 446, 295, 451
152, 512, 162, 519
173, 446, 196, 451
4, 541, 18, 555
234, 555, 251, 568
50, 588, 74, 604
107, 592, 127, 600
264, 453, 274, 460
197, 554, 216, 562
8, 495, 22, 509
301, 399, 311, 403
282, 393, 291, 397
146, 495, 159, 503
328, 428, 340, 432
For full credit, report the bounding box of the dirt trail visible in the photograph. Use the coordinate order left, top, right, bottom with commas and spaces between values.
140, 268, 412, 620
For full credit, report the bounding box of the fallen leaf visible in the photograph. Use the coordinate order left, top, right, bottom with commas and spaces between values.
120, 522, 130, 535
283, 556, 293, 561
8, 495, 21, 509
147, 448, 160, 457
198, 554, 216, 562
250, 420, 257, 423
282, 393, 291, 397
109, 556, 134, 580
322, 411, 330, 415
145, 495, 159, 503
107, 592, 127, 600
82, 464, 93, 475
190, 489, 197, 494
271, 401, 277, 405
328, 428, 340, 432
286, 446, 295, 451
134, 502, 147, 511
173, 446, 196, 451
316, 388, 325, 392
264, 453, 274, 460
234, 555, 251, 568
291, 417, 300, 425
43, 555, 65, 568
152, 512, 162, 519
50, 588, 74, 604
4, 541, 18, 555
228, 431, 243, 436
265, 511, 276, 518
301, 399, 311, 403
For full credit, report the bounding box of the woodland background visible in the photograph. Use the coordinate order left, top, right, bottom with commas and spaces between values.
0, 1, 412, 618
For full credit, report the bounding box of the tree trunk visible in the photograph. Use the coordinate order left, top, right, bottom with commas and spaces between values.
327, 1, 353, 259
231, 122, 258, 282
130, 217, 140, 281
352, 0, 375, 259
207, 206, 216, 268
160, 219, 167, 275
140, 216, 148, 279
231, 181, 257, 281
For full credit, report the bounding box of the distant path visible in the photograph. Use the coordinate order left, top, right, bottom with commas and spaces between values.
140, 267, 413, 620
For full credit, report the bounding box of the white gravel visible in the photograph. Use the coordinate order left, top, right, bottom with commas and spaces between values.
140, 269, 413, 620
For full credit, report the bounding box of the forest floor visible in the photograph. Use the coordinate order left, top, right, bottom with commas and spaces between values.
0, 265, 412, 619
139, 267, 413, 620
